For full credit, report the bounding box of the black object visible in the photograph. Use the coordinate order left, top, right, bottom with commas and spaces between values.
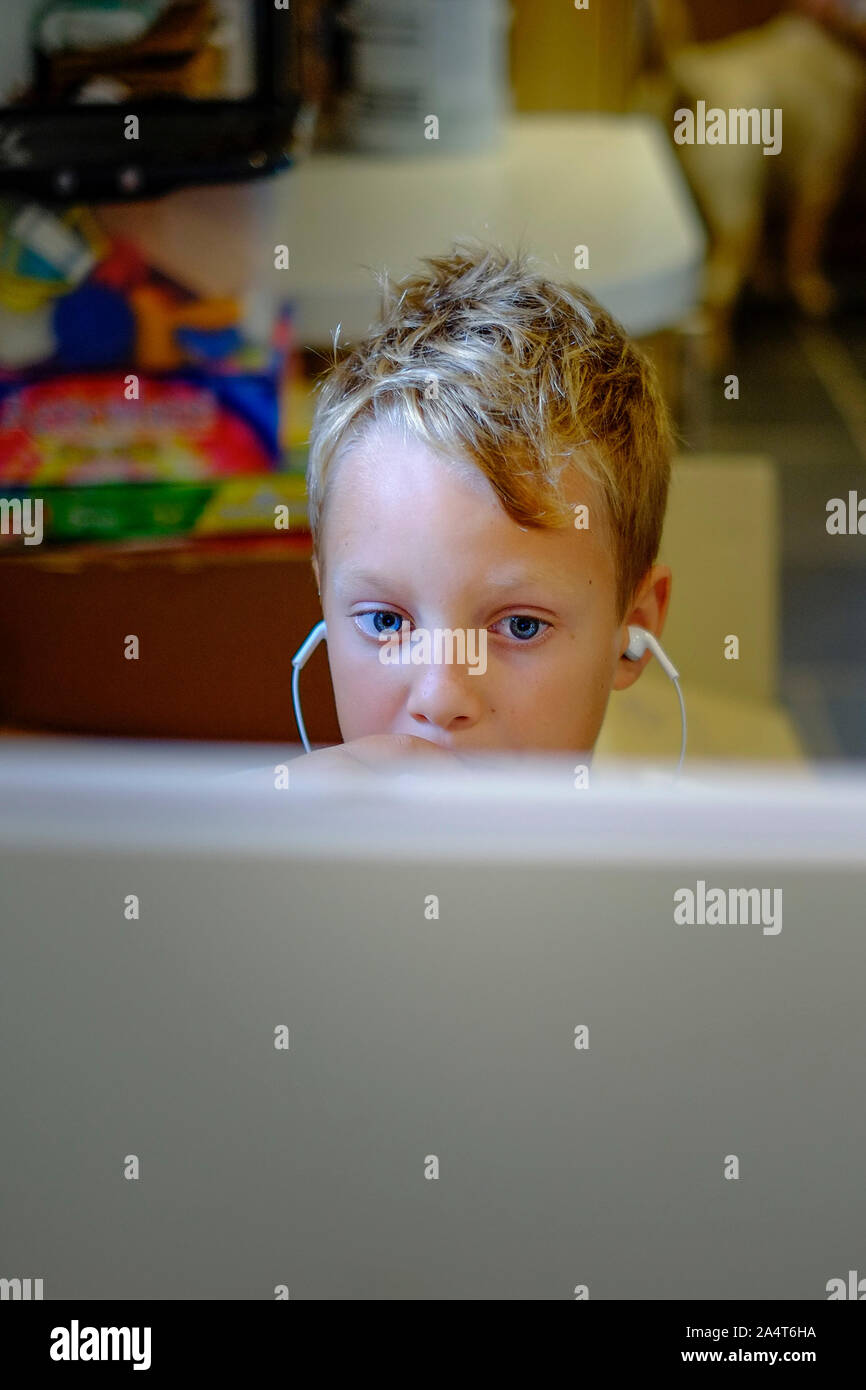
0, 4, 300, 202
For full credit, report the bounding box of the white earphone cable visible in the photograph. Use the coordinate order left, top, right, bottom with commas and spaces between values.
672, 677, 687, 778
292, 662, 312, 754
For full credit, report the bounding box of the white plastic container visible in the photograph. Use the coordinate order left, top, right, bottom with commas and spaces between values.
340, 0, 510, 155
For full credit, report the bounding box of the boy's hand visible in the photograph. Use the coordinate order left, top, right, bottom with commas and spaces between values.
289, 733, 467, 785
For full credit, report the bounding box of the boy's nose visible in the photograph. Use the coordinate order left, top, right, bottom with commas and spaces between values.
405, 661, 485, 736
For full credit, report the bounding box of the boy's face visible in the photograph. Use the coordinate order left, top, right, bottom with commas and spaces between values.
313, 422, 667, 756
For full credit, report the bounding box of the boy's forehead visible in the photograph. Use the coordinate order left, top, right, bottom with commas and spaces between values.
331, 420, 492, 504
328, 418, 606, 522
323, 421, 614, 591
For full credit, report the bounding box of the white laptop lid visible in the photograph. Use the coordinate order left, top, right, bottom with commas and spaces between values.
1, 740, 864, 1300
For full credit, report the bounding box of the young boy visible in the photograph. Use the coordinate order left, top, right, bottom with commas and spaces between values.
294, 240, 673, 777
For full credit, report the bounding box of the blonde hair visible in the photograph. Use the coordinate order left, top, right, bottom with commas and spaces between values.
306, 240, 672, 619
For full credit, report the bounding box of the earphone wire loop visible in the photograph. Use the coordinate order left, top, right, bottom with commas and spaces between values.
292, 662, 312, 754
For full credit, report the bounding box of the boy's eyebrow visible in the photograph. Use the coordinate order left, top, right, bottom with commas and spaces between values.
333, 565, 395, 595
483, 566, 562, 593
335, 563, 564, 597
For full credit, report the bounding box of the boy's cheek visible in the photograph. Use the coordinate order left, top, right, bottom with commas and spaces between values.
334, 686, 385, 741
332, 662, 401, 740
523, 646, 617, 751
540, 673, 611, 752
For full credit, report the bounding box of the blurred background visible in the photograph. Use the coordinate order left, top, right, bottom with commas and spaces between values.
0, 0, 864, 763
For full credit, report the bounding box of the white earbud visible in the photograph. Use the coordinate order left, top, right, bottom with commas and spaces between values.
624, 625, 686, 773
292, 619, 327, 671
624, 624, 679, 681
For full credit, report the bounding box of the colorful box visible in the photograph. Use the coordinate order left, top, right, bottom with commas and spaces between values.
0, 472, 309, 547
0, 303, 296, 486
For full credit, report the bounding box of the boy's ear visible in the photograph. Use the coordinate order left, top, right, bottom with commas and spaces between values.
612, 564, 672, 692
311, 552, 321, 597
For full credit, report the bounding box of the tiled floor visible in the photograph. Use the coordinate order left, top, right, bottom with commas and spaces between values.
677, 297, 866, 760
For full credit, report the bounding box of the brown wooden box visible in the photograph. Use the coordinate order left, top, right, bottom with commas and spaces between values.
0, 536, 340, 746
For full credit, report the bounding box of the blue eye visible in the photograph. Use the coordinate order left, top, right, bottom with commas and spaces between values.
501, 615, 547, 641
356, 610, 407, 637
356, 611, 548, 643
